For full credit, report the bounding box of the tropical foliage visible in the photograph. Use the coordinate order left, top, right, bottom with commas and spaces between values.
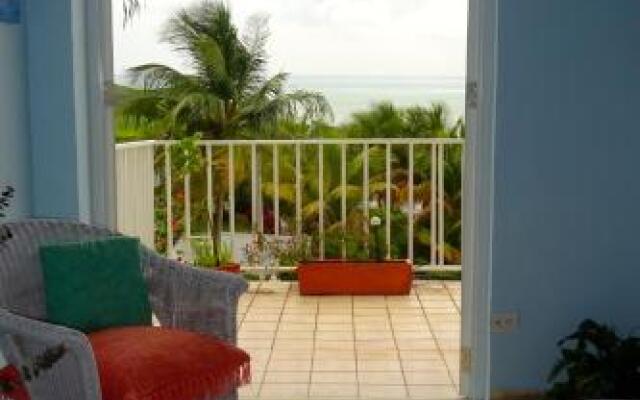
118, 2, 331, 139
115, 0, 465, 265
547, 319, 640, 399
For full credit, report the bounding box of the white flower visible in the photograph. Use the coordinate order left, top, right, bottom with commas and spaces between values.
370, 216, 382, 226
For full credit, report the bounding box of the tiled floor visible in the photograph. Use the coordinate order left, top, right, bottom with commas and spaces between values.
237, 280, 462, 400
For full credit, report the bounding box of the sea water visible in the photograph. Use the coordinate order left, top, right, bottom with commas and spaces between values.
287, 75, 466, 124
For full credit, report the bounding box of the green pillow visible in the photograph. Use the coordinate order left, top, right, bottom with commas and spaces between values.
40, 236, 152, 333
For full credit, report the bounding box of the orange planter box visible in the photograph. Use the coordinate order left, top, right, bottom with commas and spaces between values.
297, 260, 412, 295
218, 263, 241, 274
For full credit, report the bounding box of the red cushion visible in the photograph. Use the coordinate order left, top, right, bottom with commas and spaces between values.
89, 327, 250, 400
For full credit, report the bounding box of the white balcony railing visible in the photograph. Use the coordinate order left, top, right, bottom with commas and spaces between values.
116, 138, 464, 271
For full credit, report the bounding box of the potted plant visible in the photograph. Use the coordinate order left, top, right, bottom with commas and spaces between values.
546, 319, 640, 400
191, 238, 240, 273
297, 216, 413, 295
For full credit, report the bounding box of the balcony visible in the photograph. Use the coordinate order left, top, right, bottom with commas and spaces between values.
115, 138, 464, 273
115, 137, 464, 399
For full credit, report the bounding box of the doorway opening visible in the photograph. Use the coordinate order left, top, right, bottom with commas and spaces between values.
110, 0, 472, 399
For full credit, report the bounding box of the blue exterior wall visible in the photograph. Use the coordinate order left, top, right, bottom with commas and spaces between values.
0, 5, 30, 219
23, 0, 90, 220
490, 0, 640, 391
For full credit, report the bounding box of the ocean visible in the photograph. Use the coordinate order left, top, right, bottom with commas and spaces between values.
287, 75, 466, 124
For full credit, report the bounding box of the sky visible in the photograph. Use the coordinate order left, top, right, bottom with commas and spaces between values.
112, 0, 468, 78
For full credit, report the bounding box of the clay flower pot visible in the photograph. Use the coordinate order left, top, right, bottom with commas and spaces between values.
297, 259, 412, 295
217, 263, 241, 274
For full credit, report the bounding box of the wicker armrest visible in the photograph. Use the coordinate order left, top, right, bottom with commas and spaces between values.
0, 309, 101, 400
143, 253, 248, 344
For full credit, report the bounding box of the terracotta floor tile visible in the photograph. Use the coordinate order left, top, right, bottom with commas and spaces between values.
312, 371, 358, 384
315, 331, 354, 341
358, 371, 405, 385
404, 370, 453, 385
396, 339, 438, 351
241, 322, 278, 331
407, 384, 459, 399
315, 340, 355, 351
358, 359, 403, 371
268, 359, 312, 371
263, 371, 311, 383
276, 329, 315, 339
310, 383, 358, 398
236, 281, 461, 399
359, 384, 408, 399
278, 323, 316, 331
314, 349, 357, 361
356, 349, 400, 361
401, 360, 449, 371
238, 339, 273, 349
355, 330, 395, 340
313, 359, 357, 371
318, 314, 354, 323
280, 314, 317, 323
317, 323, 354, 332
259, 383, 309, 399
399, 350, 442, 360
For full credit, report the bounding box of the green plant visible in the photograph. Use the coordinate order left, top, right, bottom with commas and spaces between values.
191, 239, 233, 268
276, 236, 312, 266
172, 134, 204, 177
277, 270, 298, 281
546, 319, 640, 399
121, 1, 332, 140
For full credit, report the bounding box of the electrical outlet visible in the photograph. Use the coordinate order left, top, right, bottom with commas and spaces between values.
491, 312, 519, 333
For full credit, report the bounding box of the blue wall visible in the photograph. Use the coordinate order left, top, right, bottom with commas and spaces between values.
0, 8, 30, 219
24, 0, 90, 220
490, 0, 640, 391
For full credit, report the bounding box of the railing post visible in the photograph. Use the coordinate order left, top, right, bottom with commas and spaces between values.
408, 143, 414, 264
431, 144, 437, 266
273, 144, 280, 236
438, 143, 445, 267
341, 143, 347, 259
228, 144, 235, 256
386, 143, 392, 259
295, 143, 302, 238
206, 145, 213, 241
164, 144, 173, 257
251, 143, 257, 231
363, 143, 369, 257
318, 143, 324, 259
184, 173, 191, 241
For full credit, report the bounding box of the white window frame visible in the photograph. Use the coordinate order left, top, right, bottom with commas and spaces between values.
85, 0, 116, 228
461, 0, 498, 398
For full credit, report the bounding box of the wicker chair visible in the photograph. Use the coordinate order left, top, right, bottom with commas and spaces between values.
0, 219, 248, 400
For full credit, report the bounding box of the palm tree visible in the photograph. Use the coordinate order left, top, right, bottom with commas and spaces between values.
121, 2, 332, 139
120, 1, 332, 255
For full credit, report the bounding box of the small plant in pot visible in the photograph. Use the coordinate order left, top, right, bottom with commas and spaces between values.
297, 215, 413, 296
546, 319, 640, 400
191, 239, 240, 273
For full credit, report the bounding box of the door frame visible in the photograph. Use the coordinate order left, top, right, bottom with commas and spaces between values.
461, 0, 498, 398
86, 0, 117, 228
90, 1, 501, 398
